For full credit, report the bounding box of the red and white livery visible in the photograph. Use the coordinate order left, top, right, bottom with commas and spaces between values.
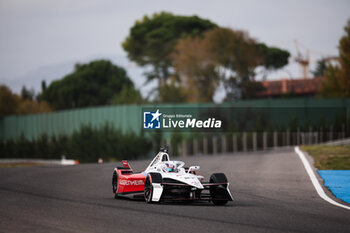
112, 148, 233, 205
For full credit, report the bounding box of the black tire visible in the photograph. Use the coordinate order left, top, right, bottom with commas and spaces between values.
210, 173, 228, 205
144, 173, 162, 203
112, 172, 119, 199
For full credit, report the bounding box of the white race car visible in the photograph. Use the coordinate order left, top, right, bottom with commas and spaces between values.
112, 148, 234, 205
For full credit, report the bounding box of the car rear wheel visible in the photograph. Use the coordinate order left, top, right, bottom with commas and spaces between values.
112, 172, 119, 199
210, 173, 229, 205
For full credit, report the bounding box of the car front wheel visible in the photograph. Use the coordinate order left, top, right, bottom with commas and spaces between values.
144, 175, 153, 203
210, 173, 229, 205
112, 172, 119, 199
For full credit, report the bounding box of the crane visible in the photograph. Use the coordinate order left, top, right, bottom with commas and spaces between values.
294, 40, 310, 78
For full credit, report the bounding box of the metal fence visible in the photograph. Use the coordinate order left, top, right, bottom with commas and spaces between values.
1, 97, 349, 141
0, 105, 142, 140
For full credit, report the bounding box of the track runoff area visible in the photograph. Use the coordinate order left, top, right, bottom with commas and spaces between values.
0, 148, 349, 233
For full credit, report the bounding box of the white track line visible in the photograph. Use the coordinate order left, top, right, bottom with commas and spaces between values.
294, 146, 350, 210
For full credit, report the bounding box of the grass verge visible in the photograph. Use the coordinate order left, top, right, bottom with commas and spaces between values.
301, 145, 350, 170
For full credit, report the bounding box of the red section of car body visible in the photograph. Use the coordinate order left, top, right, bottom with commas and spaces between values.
122, 160, 131, 169
114, 167, 146, 193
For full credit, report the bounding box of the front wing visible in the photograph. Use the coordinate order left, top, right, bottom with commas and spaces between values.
154, 181, 234, 202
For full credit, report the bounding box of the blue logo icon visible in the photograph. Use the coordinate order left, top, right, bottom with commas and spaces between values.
143, 109, 162, 129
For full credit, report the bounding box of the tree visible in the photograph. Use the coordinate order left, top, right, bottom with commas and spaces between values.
0, 85, 20, 115
17, 99, 52, 115
320, 19, 350, 97
21, 86, 35, 101
113, 85, 144, 105
255, 43, 290, 70
173, 28, 290, 101
338, 19, 350, 96
39, 60, 134, 110
312, 59, 327, 77
157, 81, 187, 103
0, 85, 52, 116
320, 65, 342, 97
122, 12, 217, 101
205, 28, 264, 100
41, 80, 47, 92
172, 36, 219, 102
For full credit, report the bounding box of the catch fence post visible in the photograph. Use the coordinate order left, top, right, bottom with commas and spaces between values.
193, 139, 198, 155
263, 131, 267, 150
253, 132, 257, 151
308, 126, 312, 145
222, 135, 227, 154
203, 136, 208, 155
273, 131, 278, 149
233, 134, 237, 153
177, 143, 182, 157
213, 136, 218, 154
297, 128, 300, 145
182, 140, 187, 157
242, 132, 247, 152
314, 131, 318, 145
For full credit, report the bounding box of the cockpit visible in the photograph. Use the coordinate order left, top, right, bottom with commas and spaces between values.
145, 149, 185, 174
148, 152, 169, 168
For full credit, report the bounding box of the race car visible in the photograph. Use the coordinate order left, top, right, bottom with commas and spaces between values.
112, 148, 233, 205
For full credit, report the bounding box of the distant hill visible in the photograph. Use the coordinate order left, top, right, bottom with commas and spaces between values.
0, 54, 154, 98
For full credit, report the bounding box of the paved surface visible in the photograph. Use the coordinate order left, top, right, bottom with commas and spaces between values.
0, 148, 349, 233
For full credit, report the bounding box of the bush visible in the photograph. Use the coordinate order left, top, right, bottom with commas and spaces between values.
0, 124, 152, 163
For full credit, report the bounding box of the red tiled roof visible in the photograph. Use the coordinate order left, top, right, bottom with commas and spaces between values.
258, 77, 324, 97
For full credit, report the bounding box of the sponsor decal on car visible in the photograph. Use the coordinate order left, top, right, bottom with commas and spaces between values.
119, 180, 144, 186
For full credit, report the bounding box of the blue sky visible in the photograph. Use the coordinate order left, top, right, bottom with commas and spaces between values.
0, 0, 349, 101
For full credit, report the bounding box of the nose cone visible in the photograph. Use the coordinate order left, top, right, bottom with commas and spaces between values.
191, 180, 204, 189
179, 175, 204, 189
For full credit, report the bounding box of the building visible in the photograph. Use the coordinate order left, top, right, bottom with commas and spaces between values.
257, 77, 324, 98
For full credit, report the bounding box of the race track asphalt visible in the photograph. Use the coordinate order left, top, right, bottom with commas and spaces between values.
0, 148, 349, 233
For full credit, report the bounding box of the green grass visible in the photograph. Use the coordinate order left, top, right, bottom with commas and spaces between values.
301, 145, 350, 170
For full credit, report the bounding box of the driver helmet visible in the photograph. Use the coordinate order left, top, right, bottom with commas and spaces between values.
163, 162, 175, 172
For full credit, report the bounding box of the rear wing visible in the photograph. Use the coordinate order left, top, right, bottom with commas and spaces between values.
122, 160, 132, 169
114, 160, 133, 175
